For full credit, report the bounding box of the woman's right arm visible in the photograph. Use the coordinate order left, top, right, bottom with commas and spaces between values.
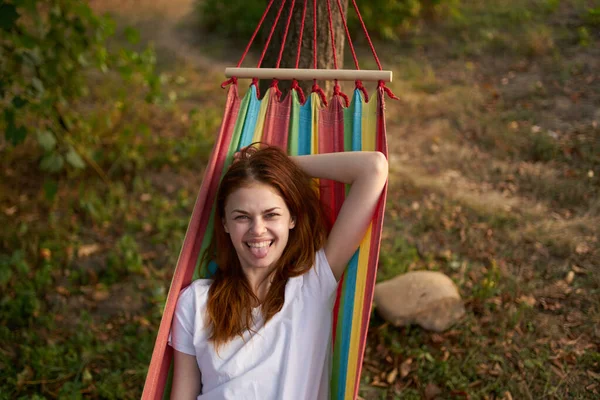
170, 350, 201, 399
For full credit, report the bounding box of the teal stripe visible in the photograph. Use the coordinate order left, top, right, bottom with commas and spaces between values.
239, 85, 261, 149
335, 90, 363, 399
298, 95, 312, 156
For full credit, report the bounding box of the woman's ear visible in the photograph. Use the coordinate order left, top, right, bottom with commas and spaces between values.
222, 218, 229, 233
289, 216, 296, 230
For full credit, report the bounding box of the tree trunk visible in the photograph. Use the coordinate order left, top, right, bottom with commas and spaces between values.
258, 0, 348, 99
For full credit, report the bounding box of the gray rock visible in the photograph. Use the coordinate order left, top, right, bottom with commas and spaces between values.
374, 271, 465, 332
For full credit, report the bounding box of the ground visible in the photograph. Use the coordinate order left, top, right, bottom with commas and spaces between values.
1, 0, 598, 398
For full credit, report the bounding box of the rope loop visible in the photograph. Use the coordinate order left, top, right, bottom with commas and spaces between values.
378, 80, 399, 100
291, 79, 306, 104
220, 77, 238, 89
333, 81, 349, 107
270, 78, 282, 99
311, 82, 328, 107
355, 80, 369, 102
251, 78, 261, 99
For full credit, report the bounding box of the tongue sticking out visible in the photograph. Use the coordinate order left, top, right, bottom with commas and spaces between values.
249, 244, 269, 259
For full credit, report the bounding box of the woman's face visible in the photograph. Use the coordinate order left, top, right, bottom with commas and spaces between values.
223, 182, 295, 272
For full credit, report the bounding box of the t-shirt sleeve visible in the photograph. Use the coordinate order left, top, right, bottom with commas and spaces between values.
308, 248, 339, 299
168, 285, 196, 356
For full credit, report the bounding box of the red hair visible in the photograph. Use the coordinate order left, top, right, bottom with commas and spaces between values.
204, 144, 328, 348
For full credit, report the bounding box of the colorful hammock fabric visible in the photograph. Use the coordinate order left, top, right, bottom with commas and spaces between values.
142, 84, 388, 399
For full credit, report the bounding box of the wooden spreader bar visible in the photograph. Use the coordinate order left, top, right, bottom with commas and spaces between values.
225, 68, 393, 82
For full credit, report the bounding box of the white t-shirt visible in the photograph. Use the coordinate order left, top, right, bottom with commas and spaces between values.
168, 249, 338, 400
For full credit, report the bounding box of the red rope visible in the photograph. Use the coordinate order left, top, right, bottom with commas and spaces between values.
355, 79, 368, 102
270, 78, 282, 99
326, 0, 350, 105
220, 76, 237, 88
312, 0, 317, 70
310, 0, 326, 105
334, 0, 368, 99
252, 77, 261, 98
295, 0, 308, 69
291, 79, 306, 104
334, 80, 349, 107
349, 0, 382, 70
257, 0, 287, 68
326, 0, 339, 69
378, 80, 399, 100
335, 0, 359, 70
236, 0, 276, 68
312, 82, 328, 106
276, 0, 296, 68
351, 0, 398, 99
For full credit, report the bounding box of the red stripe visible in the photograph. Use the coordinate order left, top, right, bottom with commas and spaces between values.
318, 98, 346, 342
262, 91, 292, 149
141, 85, 241, 399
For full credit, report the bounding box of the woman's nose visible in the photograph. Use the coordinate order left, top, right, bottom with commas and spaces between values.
250, 218, 266, 234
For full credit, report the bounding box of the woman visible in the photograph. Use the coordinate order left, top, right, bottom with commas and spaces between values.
169, 144, 388, 399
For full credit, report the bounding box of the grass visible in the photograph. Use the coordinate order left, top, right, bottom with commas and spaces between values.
2, 0, 599, 398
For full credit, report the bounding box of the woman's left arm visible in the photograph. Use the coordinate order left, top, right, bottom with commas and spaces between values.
291, 152, 388, 281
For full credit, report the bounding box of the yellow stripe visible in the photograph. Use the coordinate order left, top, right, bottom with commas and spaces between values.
252, 88, 271, 143
345, 226, 372, 398
363, 95, 377, 151
311, 92, 320, 154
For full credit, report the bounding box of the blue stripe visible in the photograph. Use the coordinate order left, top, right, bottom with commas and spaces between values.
238, 85, 261, 149
335, 90, 363, 399
298, 95, 312, 156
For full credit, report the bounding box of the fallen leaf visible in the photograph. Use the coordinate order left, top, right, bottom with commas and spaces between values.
502, 391, 513, 400
588, 370, 600, 381
140, 193, 152, 202
551, 365, 566, 379
92, 290, 110, 302
39, 248, 51, 260
56, 286, 70, 296
425, 382, 442, 399
400, 358, 412, 378
78, 244, 101, 258
517, 295, 536, 307
575, 243, 590, 254
3, 206, 17, 216
386, 368, 398, 384
565, 271, 575, 285
571, 265, 587, 274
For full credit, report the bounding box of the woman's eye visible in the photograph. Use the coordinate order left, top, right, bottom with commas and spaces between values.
234, 215, 249, 220
265, 213, 280, 218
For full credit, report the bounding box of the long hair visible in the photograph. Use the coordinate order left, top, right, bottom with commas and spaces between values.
204, 144, 328, 349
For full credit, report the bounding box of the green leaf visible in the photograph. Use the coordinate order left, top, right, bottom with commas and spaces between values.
40, 152, 64, 172
43, 180, 59, 202
36, 130, 57, 151
4, 124, 27, 146
0, 3, 19, 31
12, 96, 27, 108
124, 26, 140, 44
66, 147, 86, 169
4, 109, 27, 145
31, 77, 44, 94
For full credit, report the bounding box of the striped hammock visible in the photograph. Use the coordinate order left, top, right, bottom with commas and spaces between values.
142, 84, 388, 400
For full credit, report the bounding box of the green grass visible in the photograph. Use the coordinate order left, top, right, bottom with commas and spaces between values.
2, 0, 599, 398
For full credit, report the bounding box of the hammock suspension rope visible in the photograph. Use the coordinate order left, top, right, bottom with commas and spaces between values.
221, 0, 397, 105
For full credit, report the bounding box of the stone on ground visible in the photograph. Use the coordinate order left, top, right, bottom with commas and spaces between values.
373, 270, 465, 332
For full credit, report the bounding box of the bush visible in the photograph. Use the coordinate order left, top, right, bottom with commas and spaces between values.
1, 0, 160, 178
198, 0, 455, 42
